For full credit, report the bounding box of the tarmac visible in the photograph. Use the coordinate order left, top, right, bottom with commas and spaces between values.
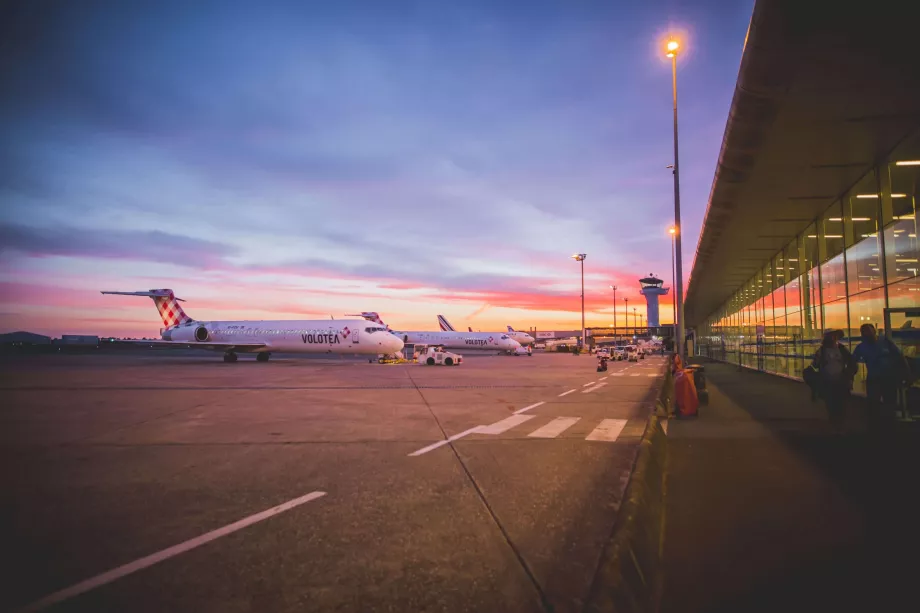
661, 360, 920, 613
0, 350, 667, 613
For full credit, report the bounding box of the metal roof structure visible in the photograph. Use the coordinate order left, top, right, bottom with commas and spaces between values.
684, 0, 920, 326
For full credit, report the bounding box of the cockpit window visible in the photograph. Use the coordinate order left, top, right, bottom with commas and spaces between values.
500, 334, 509, 339
365, 326, 387, 333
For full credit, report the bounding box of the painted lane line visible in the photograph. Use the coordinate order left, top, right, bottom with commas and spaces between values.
528, 417, 581, 439
409, 426, 482, 456
630, 373, 641, 377
583, 381, 597, 387
611, 373, 625, 377
586, 419, 629, 442
558, 388, 577, 397
648, 373, 658, 377
582, 382, 608, 394
19, 491, 327, 613
478, 414, 536, 435
514, 401, 545, 415
600, 376, 609, 380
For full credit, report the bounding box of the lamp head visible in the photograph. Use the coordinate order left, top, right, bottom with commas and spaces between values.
665, 39, 679, 57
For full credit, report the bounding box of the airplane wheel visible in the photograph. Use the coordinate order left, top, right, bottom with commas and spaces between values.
257, 352, 270, 362
224, 352, 238, 363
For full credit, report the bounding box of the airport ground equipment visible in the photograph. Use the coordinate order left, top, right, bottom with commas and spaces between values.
417, 346, 463, 366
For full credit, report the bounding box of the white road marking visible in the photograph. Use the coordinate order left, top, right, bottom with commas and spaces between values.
648, 373, 658, 377
558, 388, 577, 397
478, 414, 536, 435
528, 417, 580, 439
611, 373, 625, 376
514, 401, 545, 415
409, 426, 482, 456
600, 376, 609, 380
19, 491, 327, 612
630, 373, 641, 377
582, 382, 608, 394
586, 419, 629, 442
583, 381, 597, 386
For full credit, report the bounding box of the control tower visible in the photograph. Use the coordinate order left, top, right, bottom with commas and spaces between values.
639, 274, 669, 328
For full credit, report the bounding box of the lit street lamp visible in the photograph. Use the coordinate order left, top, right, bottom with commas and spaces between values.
610, 284, 618, 337
572, 254, 587, 349
666, 37, 685, 358
633, 307, 637, 331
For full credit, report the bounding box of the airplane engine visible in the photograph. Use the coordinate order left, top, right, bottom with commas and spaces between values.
194, 326, 210, 342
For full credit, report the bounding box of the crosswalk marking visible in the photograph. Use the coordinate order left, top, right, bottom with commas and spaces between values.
478, 414, 536, 435
527, 417, 580, 439
586, 419, 628, 442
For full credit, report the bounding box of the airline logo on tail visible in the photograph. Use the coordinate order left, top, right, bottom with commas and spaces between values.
101, 289, 193, 329
437, 315, 456, 332
507, 326, 514, 333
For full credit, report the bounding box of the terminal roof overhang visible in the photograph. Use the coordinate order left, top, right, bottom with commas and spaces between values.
684, 0, 920, 327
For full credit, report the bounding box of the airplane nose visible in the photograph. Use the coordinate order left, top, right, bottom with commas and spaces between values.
387, 334, 404, 353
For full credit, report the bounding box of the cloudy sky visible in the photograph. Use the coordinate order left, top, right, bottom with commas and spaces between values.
0, 0, 752, 337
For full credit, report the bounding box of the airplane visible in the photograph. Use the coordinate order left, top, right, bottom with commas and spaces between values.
437, 315, 535, 346
101, 289, 404, 362
348, 312, 522, 354
505, 325, 535, 346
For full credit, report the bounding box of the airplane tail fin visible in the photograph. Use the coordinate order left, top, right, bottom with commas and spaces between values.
437, 315, 456, 332
507, 325, 515, 333
347, 312, 390, 330
468, 326, 473, 332
101, 289, 194, 329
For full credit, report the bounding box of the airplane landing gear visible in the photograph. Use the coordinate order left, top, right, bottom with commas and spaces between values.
256, 352, 271, 362
223, 352, 238, 363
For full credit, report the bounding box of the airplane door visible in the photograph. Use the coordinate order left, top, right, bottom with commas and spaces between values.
352, 327, 359, 344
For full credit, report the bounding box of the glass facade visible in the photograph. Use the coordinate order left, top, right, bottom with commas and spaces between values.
696, 131, 920, 395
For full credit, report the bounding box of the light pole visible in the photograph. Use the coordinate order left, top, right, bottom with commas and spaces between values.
666, 38, 685, 358
624, 296, 629, 335
669, 226, 677, 346
633, 307, 637, 331
610, 285, 617, 338
572, 254, 587, 350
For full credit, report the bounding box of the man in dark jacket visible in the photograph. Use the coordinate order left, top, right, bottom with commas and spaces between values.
853, 324, 909, 429
813, 330, 857, 432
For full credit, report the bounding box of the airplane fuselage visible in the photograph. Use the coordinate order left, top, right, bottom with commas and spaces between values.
390, 330, 521, 352
162, 319, 402, 355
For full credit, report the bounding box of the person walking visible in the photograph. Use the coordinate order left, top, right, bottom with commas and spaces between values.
812, 330, 856, 433
852, 323, 910, 431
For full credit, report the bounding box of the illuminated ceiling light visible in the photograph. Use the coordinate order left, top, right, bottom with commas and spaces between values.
851, 217, 871, 221
807, 234, 817, 238
896, 258, 919, 263
910, 234, 917, 238
896, 160, 920, 166
895, 214, 916, 220
856, 194, 879, 199
828, 217, 842, 221
824, 235, 843, 238
892, 194, 907, 198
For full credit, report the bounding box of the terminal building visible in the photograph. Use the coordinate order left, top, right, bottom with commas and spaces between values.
685, 0, 920, 394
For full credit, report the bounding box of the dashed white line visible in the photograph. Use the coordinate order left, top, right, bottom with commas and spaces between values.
19, 491, 328, 612
583, 381, 598, 386
528, 417, 580, 439
514, 401, 545, 415
630, 373, 641, 377
647, 373, 658, 377
558, 388, 577, 397
478, 414, 536, 435
611, 372, 625, 377
586, 419, 628, 442
409, 426, 482, 456
582, 382, 608, 394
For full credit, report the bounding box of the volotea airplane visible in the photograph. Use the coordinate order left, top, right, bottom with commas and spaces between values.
435, 315, 535, 346
348, 312, 522, 354
102, 289, 404, 362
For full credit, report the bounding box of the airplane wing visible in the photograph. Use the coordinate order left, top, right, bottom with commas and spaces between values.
107, 340, 267, 352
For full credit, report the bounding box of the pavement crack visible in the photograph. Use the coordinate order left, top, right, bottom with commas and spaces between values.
403, 368, 555, 613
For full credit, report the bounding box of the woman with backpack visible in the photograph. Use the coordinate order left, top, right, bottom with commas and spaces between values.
812, 330, 857, 433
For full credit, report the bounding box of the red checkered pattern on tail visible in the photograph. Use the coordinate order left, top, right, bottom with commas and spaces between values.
152, 290, 192, 328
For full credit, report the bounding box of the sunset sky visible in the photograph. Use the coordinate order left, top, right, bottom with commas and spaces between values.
0, 0, 753, 337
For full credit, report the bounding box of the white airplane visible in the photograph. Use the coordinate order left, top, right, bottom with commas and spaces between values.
436, 315, 535, 346
349, 312, 522, 354
505, 326, 535, 346
101, 289, 403, 362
